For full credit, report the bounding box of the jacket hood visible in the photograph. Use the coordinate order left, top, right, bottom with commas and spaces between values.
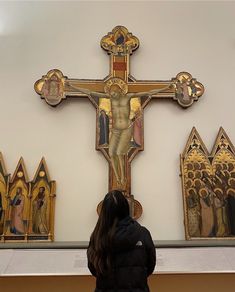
112, 216, 142, 252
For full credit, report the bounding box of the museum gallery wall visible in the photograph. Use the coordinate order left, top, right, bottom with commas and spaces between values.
0, 1, 235, 241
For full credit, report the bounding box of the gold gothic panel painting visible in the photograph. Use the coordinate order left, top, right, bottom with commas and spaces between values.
181, 128, 235, 240
0, 154, 56, 242
35, 26, 204, 218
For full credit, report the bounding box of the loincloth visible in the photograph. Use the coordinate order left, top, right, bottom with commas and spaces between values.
109, 126, 133, 155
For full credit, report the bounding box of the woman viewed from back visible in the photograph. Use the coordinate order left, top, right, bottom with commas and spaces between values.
87, 190, 156, 292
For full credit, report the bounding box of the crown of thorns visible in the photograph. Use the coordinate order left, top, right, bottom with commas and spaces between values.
104, 78, 128, 94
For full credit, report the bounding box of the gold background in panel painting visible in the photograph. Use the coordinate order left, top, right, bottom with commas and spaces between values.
212, 149, 235, 173
99, 98, 111, 114
130, 97, 141, 118
184, 149, 211, 174
99, 97, 141, 118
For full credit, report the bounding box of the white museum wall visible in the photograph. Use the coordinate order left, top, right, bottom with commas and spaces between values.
0, 1, 234, 241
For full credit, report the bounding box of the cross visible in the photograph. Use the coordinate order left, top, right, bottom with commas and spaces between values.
35, 26, 204, 218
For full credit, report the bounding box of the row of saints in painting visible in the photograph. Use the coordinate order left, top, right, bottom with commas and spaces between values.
181, 128, 235, 239
0, 153, 56, 242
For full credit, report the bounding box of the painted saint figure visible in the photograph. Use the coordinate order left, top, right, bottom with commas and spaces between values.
10, 187, 25, 235
132, 109, 143, 147
69, 78, 171, 187
227, 178, 235, 235
99, 110, 110, 145
214, 188, 228, 237
175, 78, 194, 106
41, 73, 64, 105
186, 188, 200, 237
32, 187, 48, 234
199, 188, 215, 237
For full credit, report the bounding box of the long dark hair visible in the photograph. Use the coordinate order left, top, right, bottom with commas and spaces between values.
87, 190, 130, 275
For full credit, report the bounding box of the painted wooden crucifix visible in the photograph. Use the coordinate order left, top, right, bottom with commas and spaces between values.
34, 26, 204, 218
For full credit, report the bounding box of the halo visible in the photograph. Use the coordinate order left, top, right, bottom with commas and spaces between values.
104, 77, 128, 94
199, 187, 208, 197
214, 188, 223, 196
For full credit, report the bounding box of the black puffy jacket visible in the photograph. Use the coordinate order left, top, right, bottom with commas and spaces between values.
88, 216, 156, 292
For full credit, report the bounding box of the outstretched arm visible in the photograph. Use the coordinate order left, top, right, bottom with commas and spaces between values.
127, 84, 173, 98
67, 84, 109, 98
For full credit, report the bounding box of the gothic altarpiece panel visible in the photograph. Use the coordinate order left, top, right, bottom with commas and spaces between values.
181, 128, 235, 239
0, 154, 56, 242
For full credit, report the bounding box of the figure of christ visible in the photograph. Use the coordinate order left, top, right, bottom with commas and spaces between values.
68, 80, 171, 187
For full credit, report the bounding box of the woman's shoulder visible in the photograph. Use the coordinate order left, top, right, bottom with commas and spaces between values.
117, 217, 152, 234
113, 217, 154, 250
137, 225, 154, 243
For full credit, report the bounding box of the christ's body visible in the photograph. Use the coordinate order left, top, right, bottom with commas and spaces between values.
69, 79, 171, 187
